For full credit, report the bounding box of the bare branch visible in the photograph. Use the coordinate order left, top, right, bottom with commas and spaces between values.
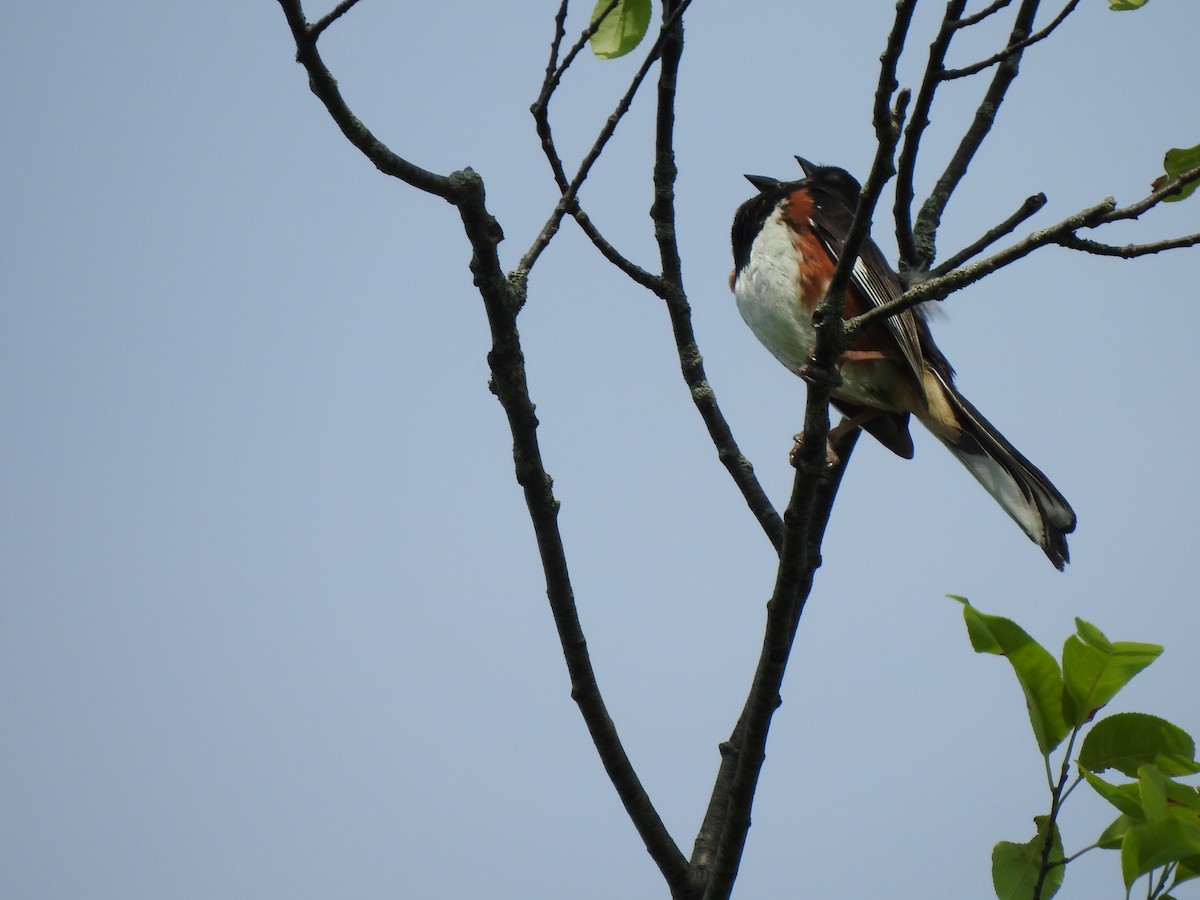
276, 2, 691, 888
541, 0, 571, 87
643, 1, 787, 550
692, 430, 859, 900
1100, 164, 1200, 220
518, 0, 697, 275
913, 0, 1043, 266
276, 0, 454, 199
852, 196, 1118, 334
527, 0, 783, 549
955, 0, 1014, 28
309, 0, 365, 38
1057, 233, 1200, 257
930, 191, 1047, 276
853, 165, 1200, 333
698, 8, 918, 898
942, 0, 1082, 80
535, 0, 620, 112
529, 2, 665, 293
895, 0, 969, 270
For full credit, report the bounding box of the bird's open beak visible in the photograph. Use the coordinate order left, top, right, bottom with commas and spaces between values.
794, 156, 816, 177
743, 174, 780, 192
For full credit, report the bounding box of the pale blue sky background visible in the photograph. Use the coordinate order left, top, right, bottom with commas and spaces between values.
3, 2, 1198, 898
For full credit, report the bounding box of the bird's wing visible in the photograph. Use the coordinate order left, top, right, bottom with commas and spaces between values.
811, 217, 927, 388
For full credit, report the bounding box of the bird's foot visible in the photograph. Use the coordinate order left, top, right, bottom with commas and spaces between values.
798, 356, 842, 390
789, 432, 839, 474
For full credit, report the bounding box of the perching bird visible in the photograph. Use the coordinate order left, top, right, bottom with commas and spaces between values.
730, 158, 1076, 568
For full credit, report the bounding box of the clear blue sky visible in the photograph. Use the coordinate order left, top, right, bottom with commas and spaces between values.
3, 2, 1198, 898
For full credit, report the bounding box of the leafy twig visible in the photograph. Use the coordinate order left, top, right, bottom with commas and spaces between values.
518, 0, 697, 275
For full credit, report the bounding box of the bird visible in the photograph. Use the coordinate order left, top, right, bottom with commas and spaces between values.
730, 157, 1076, 568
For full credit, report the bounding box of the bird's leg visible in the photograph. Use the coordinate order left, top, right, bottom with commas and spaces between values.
789, 355, 848, 472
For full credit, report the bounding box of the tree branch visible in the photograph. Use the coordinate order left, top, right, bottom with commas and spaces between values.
929, 191, 1047, 276
517, 0, 697, 276
529, 2, 665, 290
696, 8, 918, 898
692, 431, 859, 900
1056, 232, 1200, 257
309, 0, 364, 38
913, 0, 1043, 267
527, 0, 784, 549
276, 1, 692, 890
895, 0, 968, 271
955, 0, 1014, 28
942, 0, 1081, 80
646, 1, 787, 551
276, 0, 455, 200
853, 166, 1200, 333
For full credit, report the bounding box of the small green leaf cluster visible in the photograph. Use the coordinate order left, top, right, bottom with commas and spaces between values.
589, 0, 652, 60
953, 598, 1200, 899
1153, 146, 1200, 203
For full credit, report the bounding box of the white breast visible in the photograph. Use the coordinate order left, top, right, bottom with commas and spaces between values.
733, 208, 815, 375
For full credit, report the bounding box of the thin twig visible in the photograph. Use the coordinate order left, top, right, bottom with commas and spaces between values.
1032, 728, 1079, 900
541, 0, 571, 87
851, 165, 1200, 335
519, 0, 697, 275
851, 196, 1119, 333
529, 0, 783, 546
954, 0, 1013, 28
930, 191, 1046, 276
914, 0, 1043, 265
277, 0, 454, 199
943, 0, 1081, 80
1056, 232, 1200, 257
896, 0, 968, 270
644, 1, 786, 550
310, 0, 364, 38
535, 0, 620, 115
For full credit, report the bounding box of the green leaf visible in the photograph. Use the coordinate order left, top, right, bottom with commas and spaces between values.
1097, 813, 1136, 850
1109, 0, 1149, 9
1152, 144, 1200, 202
1072, 618, 1112, 650
1121, 818, 1200, 889
1172, 855, 1200, 888
1166, 783, 1200, 826
1085, 770, 1146, 820
1061, 620, 1160, 726
1140, 764, 1169, 822
992, 816, 1064, 900
589, 0, 652, 60
959, 600, 1067, 754
1079, 713, 1200, 778
1085, 768, 1200, 826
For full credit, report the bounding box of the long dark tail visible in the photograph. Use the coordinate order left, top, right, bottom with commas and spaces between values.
923, 370, 1077, 569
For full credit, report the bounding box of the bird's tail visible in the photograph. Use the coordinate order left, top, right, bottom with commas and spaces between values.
920, 370, 1077, 569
